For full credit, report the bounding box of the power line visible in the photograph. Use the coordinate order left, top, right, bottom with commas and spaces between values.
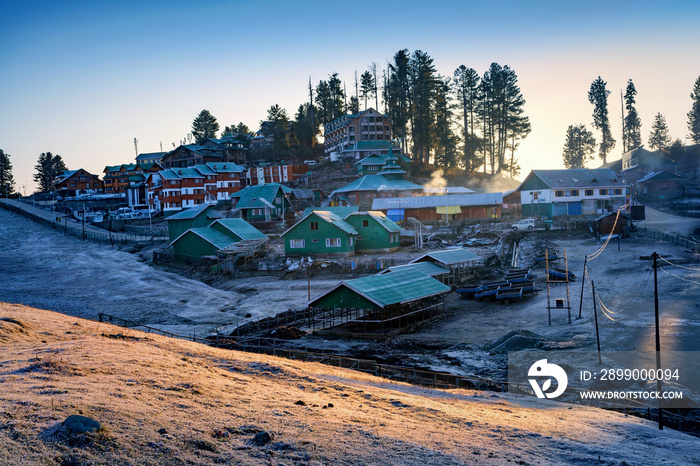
659, 255, 700, 272
659, 266, 700, 286
588, 202, 631, 261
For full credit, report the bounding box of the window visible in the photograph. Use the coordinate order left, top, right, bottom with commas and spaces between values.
661, 182, 670, 190
585, 189, 594, 196
385, 126, 390, 132
571, 190, 579, 196
555, 190, 564, 197
356, 236, 363, 240
532, 191, 539, 200
310, 221, 319, 231
290, 239, 305, 248
365, 193, 371, 198
348, 237, 354, 246
274, 197, 281, 204
312, 239, 319, 243
564, 190, 570, 197
362, 220, 369, 227
599, 189, 608, 195
326, 238, 341, 247
613, 188, 622, 195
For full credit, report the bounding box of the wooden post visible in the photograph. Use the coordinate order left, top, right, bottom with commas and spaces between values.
653, 252, 663, 430
591, 280, 602, 364
564, 249, 572, 324
578, 255, 587, 319
545, 249, 552, 325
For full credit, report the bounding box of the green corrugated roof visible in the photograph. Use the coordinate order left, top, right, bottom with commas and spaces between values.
383, 262, 449, 277
345, 211, 401, 232
235, 183, 287, 209
335, 269, 450, 307
331, 175, 424, 195
211, 219, 268, 241
194, 164, 217, 176
311, 211, 358, 235
165, 204, 224, 221
172, 227, 237, 250
302, 206, 359, 217
411, 248, 481, 266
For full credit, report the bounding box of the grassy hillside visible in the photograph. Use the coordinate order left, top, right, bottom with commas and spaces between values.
0, 302, 697, 465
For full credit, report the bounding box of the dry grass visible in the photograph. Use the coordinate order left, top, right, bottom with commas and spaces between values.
0, 302, 698, 465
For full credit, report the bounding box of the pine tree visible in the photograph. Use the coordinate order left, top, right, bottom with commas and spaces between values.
588, 77, 616, 163
453, 65, 481, 171
0, 149, 15, 197
348, 96, 360, 114
292, 103, 318, 147
191, 110, 220, 144
315, 73, 345, 125
648, 113, 672, 150
385, 49, 412, 154
360, 70, 375, 110
562, 124, 597, 168
688, 75, 700, 144
266, 104, 291, 153
433, 76, 459, 169
479, 63, 530, 175
623, 79, 642, 151
409, 50, 438, 165
33, 152, 67, 192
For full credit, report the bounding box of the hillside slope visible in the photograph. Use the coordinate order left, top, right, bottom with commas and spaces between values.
0, 302, 697, 465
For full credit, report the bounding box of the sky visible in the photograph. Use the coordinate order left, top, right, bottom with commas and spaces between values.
1, 0, 699, 194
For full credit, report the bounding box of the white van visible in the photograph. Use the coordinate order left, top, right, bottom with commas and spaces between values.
512, 218, 536, 231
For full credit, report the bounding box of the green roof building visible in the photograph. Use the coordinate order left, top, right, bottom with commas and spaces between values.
169, 218, 267, 262
281, 211, 357, 256
232, 183, 292, 221
170, 227, 238, 261
343, 211, 401, 253
165, 204, 224, 242
306, 268, 451, 335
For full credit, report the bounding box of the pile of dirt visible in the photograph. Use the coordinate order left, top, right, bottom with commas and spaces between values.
266, 326, 306, 340
483, 330, 545, 354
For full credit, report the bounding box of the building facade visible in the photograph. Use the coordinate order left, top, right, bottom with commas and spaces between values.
517, 169, 630, 219
53, 169, 104, 197
324, 108, 393, 159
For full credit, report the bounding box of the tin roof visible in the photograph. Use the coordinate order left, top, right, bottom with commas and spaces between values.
372, 193, 503, 210
345, 211, 401, 232
234, 183, 288, 209
411, 248, 481, 266
165, 204, 224, 221
211, 219, 268, 241
519, 169, 627, 190
331, 175, 424, 195
380, 262, 449, 277
309, 269, 450, 308
169, 227, 236, 250
302, 206, 359, 217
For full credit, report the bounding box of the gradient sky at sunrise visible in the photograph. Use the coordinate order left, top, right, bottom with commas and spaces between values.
1, 0, 699, 193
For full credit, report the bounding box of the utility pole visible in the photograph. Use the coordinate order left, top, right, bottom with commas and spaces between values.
621, 90, 626, 153
653, 251, 663, 430
591, 280, 602, 364
578, 255, 588, 319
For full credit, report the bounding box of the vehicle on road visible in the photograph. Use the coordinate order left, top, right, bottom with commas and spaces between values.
512, 218, 536, 231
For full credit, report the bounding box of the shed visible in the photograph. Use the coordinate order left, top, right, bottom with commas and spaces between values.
378, 262, 450, 284
209, 218, 268, 242
281, 211, 357, 256
372, 193, 503, 223
169, 227, 237, 261
591, 212, 631, 235
636, 171, 683, 199
307, 269, 451, 335
410, 248, 481, 285
343, 211, 401, 253
165, 204, 224, 242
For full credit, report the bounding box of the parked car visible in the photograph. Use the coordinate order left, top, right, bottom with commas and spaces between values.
512, 218, 536, 231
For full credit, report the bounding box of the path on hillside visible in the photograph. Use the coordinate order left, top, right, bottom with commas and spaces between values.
642, 206, 700, 237
0, 208, 246, 334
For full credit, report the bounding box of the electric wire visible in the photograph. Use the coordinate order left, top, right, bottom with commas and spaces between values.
584, 270, 617, 321
659, 255, 700, 272
588, 201, 631, 262
658, 266, 700, 286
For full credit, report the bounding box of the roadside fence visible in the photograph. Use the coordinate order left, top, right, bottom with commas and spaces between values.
641, 228, 700, 254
